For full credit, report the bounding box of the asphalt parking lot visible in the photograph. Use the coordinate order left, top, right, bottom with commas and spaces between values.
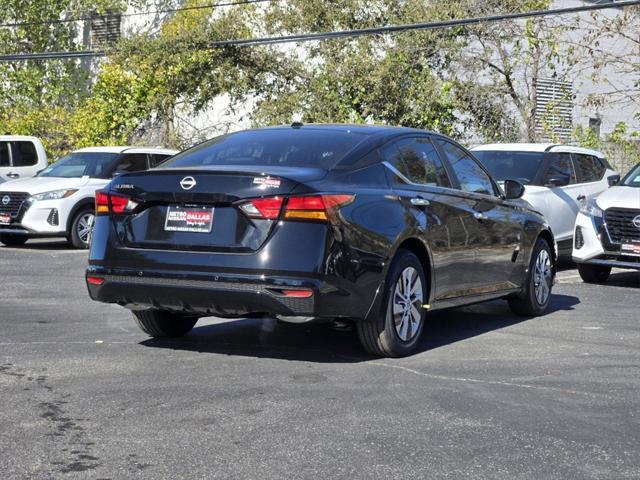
1, 240, 639, 479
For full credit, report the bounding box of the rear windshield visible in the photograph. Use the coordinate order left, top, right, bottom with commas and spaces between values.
473, 150, 545, 184
161, 129, 368, 170
621, 163, 640, 187
39, 152, 120, 179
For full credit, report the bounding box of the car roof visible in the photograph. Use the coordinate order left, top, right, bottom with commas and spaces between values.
73, 146, 179, 155
471, 143, 604, 158
250, 123, 435, 137
0, 135, 42, 142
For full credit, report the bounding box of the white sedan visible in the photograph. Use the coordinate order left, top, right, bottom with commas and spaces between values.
573, 162, 640, 283
0, 146, 177, 248
472, 143, 618, 256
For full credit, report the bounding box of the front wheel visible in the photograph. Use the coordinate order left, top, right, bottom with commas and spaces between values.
357, 250, 427, 357
133, 310, 198, 337
0, 234, 28, 247
68, 208, 95, 249
577, 264, 611, 284
508, 237, 554, 316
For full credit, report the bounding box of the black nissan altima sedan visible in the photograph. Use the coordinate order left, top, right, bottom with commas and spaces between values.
86, 124, 556, 357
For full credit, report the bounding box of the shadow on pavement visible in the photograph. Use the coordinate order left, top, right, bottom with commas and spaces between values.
603, 270, 640, 288
0, 239, 75, 251
140, 294, 580, 362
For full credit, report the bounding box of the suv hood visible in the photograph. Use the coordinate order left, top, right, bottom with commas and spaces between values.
596, 186, 640, 210
0, 176, 94, 194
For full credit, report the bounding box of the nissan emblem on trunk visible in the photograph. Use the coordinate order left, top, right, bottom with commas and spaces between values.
2, 195, 10, 205
180, 176, 196, 190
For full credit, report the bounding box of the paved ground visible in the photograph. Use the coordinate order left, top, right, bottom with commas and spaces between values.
1, 239, 639, 479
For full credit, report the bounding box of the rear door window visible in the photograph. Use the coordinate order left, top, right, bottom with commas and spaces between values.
544, 153, 576, 185
384, 137, 451, 187
0, 142, 10, 167
149, 154, 171, 167
436, 139, 495, 195
114, 153, 149, 175
11, 141, 38, 167
573, 154, 605, 183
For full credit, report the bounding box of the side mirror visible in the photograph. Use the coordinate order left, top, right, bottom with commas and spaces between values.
607, 174, 620, 187
504, 179, 525, 199
546, 174, 570, 187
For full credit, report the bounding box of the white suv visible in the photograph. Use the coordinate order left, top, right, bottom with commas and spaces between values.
0, 146, 178, 248
573, 162, 640, 283
472, 143, 618, 256
0, 135, 48, 183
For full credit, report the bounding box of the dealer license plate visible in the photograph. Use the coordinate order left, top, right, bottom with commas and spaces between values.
0, 213, 11, 224
621, 240, 640, 256
164, 206, 214, 233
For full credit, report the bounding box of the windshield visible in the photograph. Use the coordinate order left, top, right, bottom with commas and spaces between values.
39, 152, 120, 179
473, 150, 545, 184
162, 129, 368, 170
621, 163, 640, 187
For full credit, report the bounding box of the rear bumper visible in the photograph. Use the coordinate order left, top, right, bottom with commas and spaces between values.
86, 266, 380, 320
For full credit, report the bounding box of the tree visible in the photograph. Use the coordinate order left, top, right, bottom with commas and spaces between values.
0, 0, 125, 156
253, 0, 468, 136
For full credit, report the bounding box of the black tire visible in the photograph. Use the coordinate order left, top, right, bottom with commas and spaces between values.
0, 234, 28, 247
356, 250, 427, 357
133, 310, 198, 337
68, 208, 95, 249
577, 263, 611, 284
509, 237, 554, 316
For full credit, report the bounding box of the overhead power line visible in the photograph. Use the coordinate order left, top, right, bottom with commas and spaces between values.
0, 0, 273, 29
1, 0, 639, 61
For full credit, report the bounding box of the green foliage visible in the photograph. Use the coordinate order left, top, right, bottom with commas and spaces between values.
575, 122, 640, 174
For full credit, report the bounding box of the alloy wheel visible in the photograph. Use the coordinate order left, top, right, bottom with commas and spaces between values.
390, 266, 423, 342
533, 248, 552, 305
77, 212, 95, 246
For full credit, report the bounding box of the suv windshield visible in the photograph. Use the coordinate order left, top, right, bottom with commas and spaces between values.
39, 152, 120, 179
162, 129, 368, 170
473, 150, 545, 184
621, 163, 640, 187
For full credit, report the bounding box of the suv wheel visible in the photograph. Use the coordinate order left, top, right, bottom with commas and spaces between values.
509, 237, 554, 316
0, 234, 28, 247
357, 250, 427, 357
133, 310, 198, 337
577, 264, 611, 284
68, 208, 95, 249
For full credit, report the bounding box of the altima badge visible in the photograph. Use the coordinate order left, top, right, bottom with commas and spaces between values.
180, 176, 196, 190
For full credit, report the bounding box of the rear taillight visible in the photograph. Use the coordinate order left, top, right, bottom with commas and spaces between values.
95, 192, 139, 215
285, 195, 353, 221
238, 194, 354, 222
239, 196, 284, 219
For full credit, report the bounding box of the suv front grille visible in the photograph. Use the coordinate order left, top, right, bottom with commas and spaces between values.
0, 192, 30, 219
604, 208, 640, 243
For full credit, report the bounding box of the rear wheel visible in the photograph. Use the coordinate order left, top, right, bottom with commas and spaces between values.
133, 310, 198, 337
68, 208, 95, 249
0, 234, 28, 247
577, 264, 611, 284
509, 237, 554, 316
357, 250, 427, 357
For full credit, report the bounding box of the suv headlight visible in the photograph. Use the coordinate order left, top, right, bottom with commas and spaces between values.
31, 189, 78, 201
580, 198, 603, 218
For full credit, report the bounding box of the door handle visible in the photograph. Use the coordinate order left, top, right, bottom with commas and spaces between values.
576, 194, 586, 201
6, 172, 19, 179
473, 212, 488, 221
410, 197, 430, 206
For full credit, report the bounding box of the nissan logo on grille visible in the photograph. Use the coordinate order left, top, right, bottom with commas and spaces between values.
633, 215, 640, 229
180, 176, 196, 190
1, 195, 10, 206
